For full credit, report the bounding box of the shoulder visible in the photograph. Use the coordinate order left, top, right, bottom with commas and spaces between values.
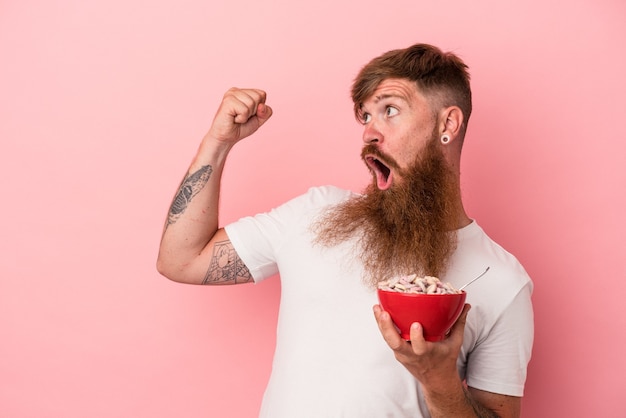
227, 185, 355, 232
282, 185, 355, 211
304, 185, 355, 203
457, 222, 532, 287
453, 222, 534, 318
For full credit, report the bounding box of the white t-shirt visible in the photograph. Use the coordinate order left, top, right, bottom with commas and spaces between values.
225, 186, 534, 418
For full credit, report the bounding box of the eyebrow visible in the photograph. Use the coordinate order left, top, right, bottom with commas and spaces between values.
374, 93, 407, 102
358, 93, 408, 112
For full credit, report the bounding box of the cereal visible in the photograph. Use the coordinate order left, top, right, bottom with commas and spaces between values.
378, 274, 461, 295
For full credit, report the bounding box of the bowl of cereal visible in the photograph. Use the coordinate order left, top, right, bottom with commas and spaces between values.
377, 275, 466, 342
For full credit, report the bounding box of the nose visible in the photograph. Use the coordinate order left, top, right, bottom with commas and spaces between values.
362, 121, 382, 145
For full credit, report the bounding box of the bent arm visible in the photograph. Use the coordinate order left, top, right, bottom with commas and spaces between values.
156, 88, 272, 284
373, 304, 521, 417
156, 145, 243, 284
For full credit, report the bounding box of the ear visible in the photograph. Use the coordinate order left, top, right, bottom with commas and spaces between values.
438, 106, 464, 142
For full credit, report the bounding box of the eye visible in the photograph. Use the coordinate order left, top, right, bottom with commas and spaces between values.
360, 112, 372, 124
385, 106, 399, 117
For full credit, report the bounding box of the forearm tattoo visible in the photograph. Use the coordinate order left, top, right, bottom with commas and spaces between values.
167, 165, 213, 226
202, 240, 253, 285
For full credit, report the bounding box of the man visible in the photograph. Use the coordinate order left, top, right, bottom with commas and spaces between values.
157, 43, 534, 417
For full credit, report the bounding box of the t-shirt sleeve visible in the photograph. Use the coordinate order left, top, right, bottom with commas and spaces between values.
224, 213, 281, 282
465, 281, 534, 396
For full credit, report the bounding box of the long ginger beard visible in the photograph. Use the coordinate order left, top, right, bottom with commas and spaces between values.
313, 136, 462, 288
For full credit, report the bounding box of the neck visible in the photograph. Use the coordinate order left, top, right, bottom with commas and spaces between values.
457, 207, 472, 229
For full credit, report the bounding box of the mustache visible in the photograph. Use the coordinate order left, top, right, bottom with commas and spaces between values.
360, 144, 401, 170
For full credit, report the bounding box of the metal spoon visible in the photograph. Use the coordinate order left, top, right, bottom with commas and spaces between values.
459, 266, 490, 291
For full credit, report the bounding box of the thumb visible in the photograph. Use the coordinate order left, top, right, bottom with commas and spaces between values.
256, 103, 273, 127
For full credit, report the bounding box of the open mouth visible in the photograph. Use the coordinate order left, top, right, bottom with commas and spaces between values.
364, 155, 393, 190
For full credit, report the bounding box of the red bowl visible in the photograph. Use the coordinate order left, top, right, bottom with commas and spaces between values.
377, 289, 467, 341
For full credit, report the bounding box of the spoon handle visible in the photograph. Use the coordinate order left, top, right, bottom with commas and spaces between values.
459, 266, 491, 290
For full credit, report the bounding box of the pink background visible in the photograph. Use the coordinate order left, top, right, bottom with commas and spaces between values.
1, 1, 625, 417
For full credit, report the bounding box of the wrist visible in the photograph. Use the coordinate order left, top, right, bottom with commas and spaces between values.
194, 135, 234, 167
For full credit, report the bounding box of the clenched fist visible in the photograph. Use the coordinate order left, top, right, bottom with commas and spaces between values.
206, 88, 273, 146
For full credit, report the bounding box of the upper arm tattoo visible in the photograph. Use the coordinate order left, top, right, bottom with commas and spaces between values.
167, 165, 213, 227
202, 240, 253, 285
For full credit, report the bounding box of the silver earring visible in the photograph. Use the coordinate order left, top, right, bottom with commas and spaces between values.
441, 134, 450, 144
